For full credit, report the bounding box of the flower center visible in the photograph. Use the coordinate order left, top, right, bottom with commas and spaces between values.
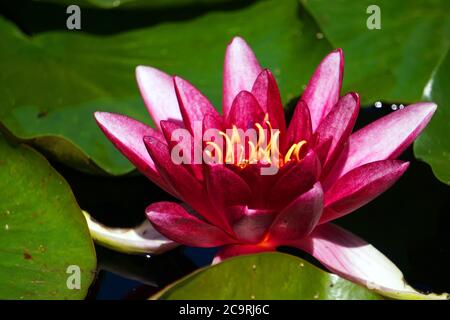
205, 114, 307, 169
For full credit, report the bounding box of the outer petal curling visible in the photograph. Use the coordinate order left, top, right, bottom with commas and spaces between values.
94, 112, 170, 192
321, 160, 409, 223
136, 66, 182, 129
146, 202, 236, 248
291, 223, 449, 300
325, 102, 437, 185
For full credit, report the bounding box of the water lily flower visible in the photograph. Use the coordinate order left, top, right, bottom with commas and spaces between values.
94, 37, 441, 299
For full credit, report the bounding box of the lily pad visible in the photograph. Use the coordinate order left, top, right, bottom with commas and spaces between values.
33, 0, 240, 9
414, 50, 450, 185
0, 135, 96, 299
0, 0, 330, 175
152, 252, 383, 300
301, 0, 450, 105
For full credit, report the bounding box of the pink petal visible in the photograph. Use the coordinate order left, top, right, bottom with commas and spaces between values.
326, 102, 437, 185
320, 160, 409, 223
292, 223, 441, 299
302, 49, 344, 131
314, 136, 333, 168
284, 100, 312, 152
233, 163, 280, 209
204, 164, 252, 225
223, 37, 262, 118
212, 243, 275, 264
203, 112, 224, 132
226, 91, 265, 129
146, 202, 235, 248
136, 66, 182, 130
174, 76, 221, 134
268, 182, 323, 242
232, 208, 275, 244
251, 69, 286, 133
267, 151, 321, 210
314, 92, 359, 173
160, 120, 203, 181
143, 136, 219, 226
94, 112, 170, 192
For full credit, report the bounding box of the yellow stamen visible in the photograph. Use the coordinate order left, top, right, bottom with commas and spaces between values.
293, 140, 307, 161
248, 141, 257, 163
219, 131, 234, 163
284, 143, 297, 163
237, 144, 245, 166
206, 141, 223, 163
205, 115, 307, 170
230, 125, 241, 144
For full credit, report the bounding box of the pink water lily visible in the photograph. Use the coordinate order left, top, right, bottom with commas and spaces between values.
95, 37, 439, 298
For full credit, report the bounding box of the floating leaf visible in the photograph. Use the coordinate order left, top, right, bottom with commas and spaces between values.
0, 0, 330, 175
301, 0, 449, 105
0, 135, 96, 299
414, 50, 450, 185
152, 252, 383, 300
33, 0, 240, 9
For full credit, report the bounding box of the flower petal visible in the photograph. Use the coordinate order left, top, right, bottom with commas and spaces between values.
203, 112, 224, 132
326, 102, 437, 184
321, 160, 409, 223
143, 136, 220, 226
94, 112, 170, 192
314, 92, 359, 173
232, 208, 275, 244
204, 164, 252, 223
233, 163, 281, 209
83, 211, 177, 255
284, 100, 312, 152
226, 91, 265, 129
292, 223, 449, 299
136, 66, 182, 129
160, 120, 203, 181
146, 202, 235, 248
268, 150, 321, 210
223, 37, 262, 118
268, 182, 323, 242
174, 76, 220, 134
302, 49, 343, 131
212, 243, 275, 264
251, 69, 286, 133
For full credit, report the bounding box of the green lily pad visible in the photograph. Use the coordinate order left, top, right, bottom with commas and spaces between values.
414, 50, 450, 185
0, 0, 331, 175
301, 0, 450, 105
152, 252, 383, 300
33, 0, 240, 9
0, 135, 96, 299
